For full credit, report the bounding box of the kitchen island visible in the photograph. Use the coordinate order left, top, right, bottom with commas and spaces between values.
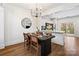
52, 31, 65, 45
38, 35, 55, 56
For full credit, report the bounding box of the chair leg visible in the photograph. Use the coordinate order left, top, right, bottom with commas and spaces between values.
39, 46, 41, 56
24, 42, 26, 47
30, 45, 32, 54
36, 50, 38, 56
27, 44, 30, 50
35, 48, 39, 56
24, 41, 29, 50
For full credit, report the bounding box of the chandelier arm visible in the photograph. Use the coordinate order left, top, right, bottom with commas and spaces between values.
31, 6, 42, 18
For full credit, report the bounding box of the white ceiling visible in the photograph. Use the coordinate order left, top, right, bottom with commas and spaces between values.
3, 3, 79, 17
7, 3, 61, 12
4, 3, 79, 14
11, 3, 60, 9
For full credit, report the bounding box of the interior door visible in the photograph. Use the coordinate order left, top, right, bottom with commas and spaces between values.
0, 6, 5, 49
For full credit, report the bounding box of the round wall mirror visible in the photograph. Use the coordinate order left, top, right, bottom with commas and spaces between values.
21, 18, 32, 29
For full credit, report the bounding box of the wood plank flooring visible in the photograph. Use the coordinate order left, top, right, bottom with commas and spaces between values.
0, 42, 64, 56
64, 36, 79, 56
0, 35, 79, 56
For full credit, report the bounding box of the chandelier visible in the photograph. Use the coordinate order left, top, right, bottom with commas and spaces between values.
31, 6, 42, 18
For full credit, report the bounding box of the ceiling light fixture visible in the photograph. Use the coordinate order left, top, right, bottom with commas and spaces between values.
31, 4, 42, 18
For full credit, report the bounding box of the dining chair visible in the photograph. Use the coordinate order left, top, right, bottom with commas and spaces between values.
23, 33, 30, 50
30, 35, 41, 55
46, 32, 52, 36
36, 32, 43, 36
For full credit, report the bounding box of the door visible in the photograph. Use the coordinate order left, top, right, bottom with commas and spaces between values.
0, 6, 5, 49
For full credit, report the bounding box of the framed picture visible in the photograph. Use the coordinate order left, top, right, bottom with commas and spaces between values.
45, 23, 53, 30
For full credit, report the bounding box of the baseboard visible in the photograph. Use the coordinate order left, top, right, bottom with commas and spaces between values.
5, 42, 24, 47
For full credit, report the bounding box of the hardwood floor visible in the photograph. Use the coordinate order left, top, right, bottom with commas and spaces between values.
0, 35, 79, 56
0, 42, 64, 56
64, 35, 79, 56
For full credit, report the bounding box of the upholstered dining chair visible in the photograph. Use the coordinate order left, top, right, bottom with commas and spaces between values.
23, 33, 30, 50
30, 35, 41, 55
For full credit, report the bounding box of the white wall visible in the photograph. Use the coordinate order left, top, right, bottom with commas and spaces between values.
41, 6, 79, 45
3, 4, 79, 46
4, 4, 37, 46
0, 6, 5, 49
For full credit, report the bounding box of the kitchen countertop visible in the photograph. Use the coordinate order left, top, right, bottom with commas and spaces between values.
41, 30, 65, 34
52, 31, 65, 34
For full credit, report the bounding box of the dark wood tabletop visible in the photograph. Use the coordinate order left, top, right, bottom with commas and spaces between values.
38, 35, 55, 40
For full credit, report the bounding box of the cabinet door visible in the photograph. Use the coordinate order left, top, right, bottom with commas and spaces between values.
52, 33, 64, 45
0, 6, 5, 49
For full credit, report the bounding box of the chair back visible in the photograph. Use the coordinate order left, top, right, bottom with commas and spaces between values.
30, 34, 41, 55
36, 32, 43, 36
30, 35, 39, 47
23, 33, 29, 40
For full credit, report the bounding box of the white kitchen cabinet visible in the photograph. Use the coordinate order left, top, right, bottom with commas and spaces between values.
52, 31, 64, 46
